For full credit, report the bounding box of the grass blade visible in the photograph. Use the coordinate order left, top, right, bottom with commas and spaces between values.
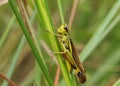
113, 79, 120, 86
9, 0, 53, 86
35, 0, 71, 85
86, 45, 120, 86
57, 0, 64, 24
0, 15, 15, 48
2, 35, 26, 86
80, 0, 120, 62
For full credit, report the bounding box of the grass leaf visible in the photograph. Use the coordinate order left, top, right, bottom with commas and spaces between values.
80, 0, 120, 62
9, 0, 53, 85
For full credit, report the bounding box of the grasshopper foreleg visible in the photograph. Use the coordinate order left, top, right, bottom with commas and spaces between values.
45, 29, 61, 37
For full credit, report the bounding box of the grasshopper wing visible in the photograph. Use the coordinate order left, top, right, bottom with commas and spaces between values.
70, 39, 86, 83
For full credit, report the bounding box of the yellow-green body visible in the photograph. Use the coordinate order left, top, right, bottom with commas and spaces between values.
56, 24, 86, 83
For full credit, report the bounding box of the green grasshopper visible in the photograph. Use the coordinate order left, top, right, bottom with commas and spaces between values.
47, 24, 86, 83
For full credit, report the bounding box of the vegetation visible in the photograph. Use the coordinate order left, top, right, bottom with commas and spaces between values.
0, 0, 120, 86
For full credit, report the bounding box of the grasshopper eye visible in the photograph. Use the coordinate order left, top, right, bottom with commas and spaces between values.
64, 26, 68, 32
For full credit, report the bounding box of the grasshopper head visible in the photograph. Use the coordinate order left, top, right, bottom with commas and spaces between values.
57, 24, 70, 44
57, 24, 69, 36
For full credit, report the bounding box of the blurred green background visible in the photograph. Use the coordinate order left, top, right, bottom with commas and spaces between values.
0, 0, 120, 86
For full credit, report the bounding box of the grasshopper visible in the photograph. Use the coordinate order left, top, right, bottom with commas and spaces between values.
47, 24, 86, 83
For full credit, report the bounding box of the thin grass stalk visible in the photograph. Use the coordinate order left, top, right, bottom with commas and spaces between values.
0, 15, 15, 48
68, 0, 79, 28
35, 0, 72, 86
18, 0, 46, 67
57, 0, 72, 85
57, 0, 64, 24
80, 0, 120, 62
2, 7, 39, 86
34, 62, 42, 86
96, 14, 120, 47
86, 45, 120, 86
9, 0, 53, 86
113, 79, 120, 86
2, 35, 26, 86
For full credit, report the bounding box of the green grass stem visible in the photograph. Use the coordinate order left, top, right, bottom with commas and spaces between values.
86, 45, 120, 86
2, 35, 26, 86
9, 0, 53, 86
0, 15, 15, 48
80, 0, 120, 62
35, 0, 71, 86
57, 0, 64, 24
